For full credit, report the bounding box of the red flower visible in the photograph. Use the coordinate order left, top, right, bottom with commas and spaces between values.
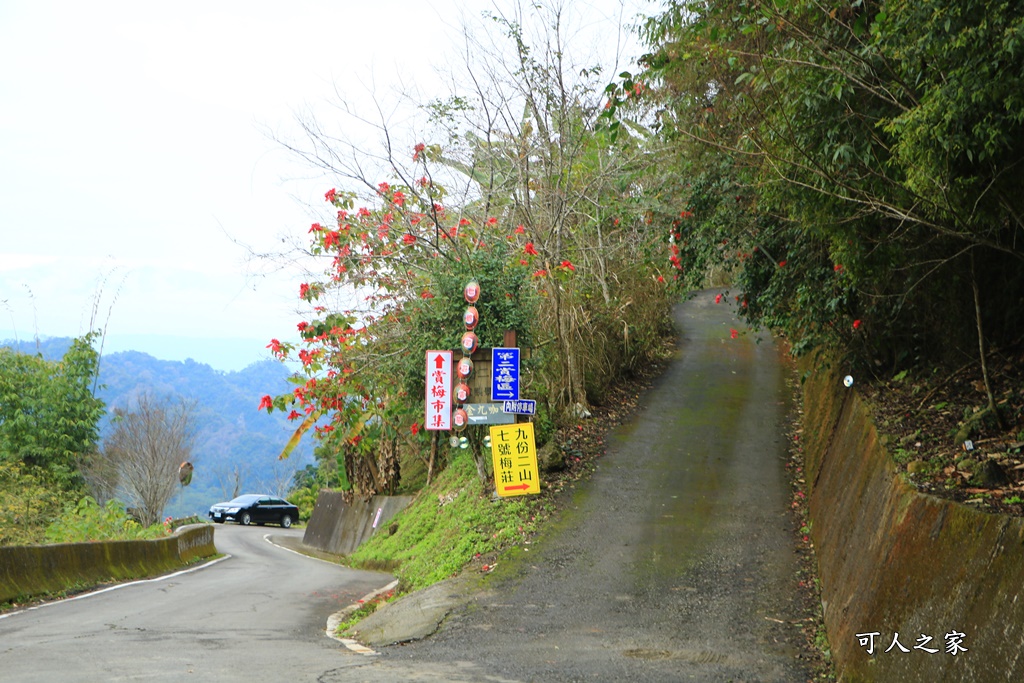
413, 142, 425, 160
287, 410, 302, 420
402, 233, 416, 245
459, 217, 471, 227
715, 293, 722, 304
309, 222, 323, 234
778, 260, 787, 267
730, 329, 738, 339
266, 338, 282, 354
299, 283, 311, 299
532, 269, 548, 278
392, 190, 405, 206
524, 242, 539, 256
657, 275, 665, 283
558, 260, 575, 271
834, 264, 844, 272
258, 395, 273, 411
297, 321, 310, 332
324, 188, 337, 203
377, 182, 391, 194
410, 422, 420, 435
420, 290, 434, 299
679, 209, 693, 219
853, 319, 862, 330
513, 224, 525, 234
486, 217, 498, 226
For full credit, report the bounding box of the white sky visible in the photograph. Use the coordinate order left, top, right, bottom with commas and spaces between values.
0, 0, 648, 371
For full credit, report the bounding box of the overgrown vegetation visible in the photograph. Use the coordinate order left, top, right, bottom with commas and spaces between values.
0, 335, 106, 544
608, 0, 1024, 506
43, 496, 169, 544
265, 4, 679, 503
345, 448, 548, 591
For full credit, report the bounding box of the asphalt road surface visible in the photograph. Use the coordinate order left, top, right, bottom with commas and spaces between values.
0, 525, 392, 682
354, 291, 812, 682
0, 292, 809, 682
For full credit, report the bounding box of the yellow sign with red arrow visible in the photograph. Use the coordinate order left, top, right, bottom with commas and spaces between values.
489, 422, 540, 497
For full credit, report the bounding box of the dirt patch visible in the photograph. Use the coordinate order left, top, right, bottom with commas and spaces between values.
858, 348, 1024, 515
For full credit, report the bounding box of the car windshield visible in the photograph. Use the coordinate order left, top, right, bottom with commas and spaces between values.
226, 494, 262, 505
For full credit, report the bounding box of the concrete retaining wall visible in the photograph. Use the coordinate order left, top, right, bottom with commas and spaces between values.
303, 491, 412, 556
803, 361, 1024, 681
0, 524, 216, 605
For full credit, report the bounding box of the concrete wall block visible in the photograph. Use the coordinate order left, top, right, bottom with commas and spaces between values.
803, 361, 1024, 682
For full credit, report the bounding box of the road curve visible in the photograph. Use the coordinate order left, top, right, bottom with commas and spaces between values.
0, 525, 393, 682
356, 291, 812, 682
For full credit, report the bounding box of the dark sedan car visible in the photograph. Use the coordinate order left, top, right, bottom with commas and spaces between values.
208, 494, 299, 528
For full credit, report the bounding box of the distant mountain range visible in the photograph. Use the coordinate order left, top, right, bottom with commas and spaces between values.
1, 337, 315, 518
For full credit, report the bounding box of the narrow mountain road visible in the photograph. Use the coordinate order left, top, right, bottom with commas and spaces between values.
353, 290, 812, 682
0, 526, 392, 682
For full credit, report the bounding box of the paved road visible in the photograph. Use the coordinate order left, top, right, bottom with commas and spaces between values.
0, 292, 809, 682
353, 291, 811, 682
0, 525, 392, 682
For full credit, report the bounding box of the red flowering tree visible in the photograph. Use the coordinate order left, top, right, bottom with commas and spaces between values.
261, 170, 538, 495
263, 3, 682, 495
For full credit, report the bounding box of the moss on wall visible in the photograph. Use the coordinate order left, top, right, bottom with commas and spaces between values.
0, 524, 215, 605
802, 359, 1024, 682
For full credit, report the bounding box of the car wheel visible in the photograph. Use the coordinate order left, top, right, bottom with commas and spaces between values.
239, 512, 252, 526
281, 514, 292, 529
214, 519, 225, 524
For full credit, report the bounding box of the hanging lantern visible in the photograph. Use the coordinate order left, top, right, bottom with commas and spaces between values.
463, 306, 479, 330
464, 280, 481, 303
457, 357, 474, 379
461, 331, 479, 355
456, 382, 471, 403
452, 408, 468, 431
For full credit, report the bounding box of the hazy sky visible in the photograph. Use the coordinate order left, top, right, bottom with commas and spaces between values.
0, 1, 647, 371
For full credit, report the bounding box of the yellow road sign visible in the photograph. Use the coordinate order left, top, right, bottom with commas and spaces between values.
489, 422, 540, 497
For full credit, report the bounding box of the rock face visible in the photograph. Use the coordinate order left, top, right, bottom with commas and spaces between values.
802, 362, 1024, 682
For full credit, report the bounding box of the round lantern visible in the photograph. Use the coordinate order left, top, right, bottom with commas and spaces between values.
463, 306, 479, 330
452, 407, 468, 431
457, 357, 474, 379
464, 280, 481, 303
456, 382, 471, 403
461, 332, 479, 355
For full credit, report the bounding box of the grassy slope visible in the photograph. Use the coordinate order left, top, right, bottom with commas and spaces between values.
346, 449, 553, 591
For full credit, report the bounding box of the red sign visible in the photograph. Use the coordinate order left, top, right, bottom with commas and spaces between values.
425, 351, 452, 431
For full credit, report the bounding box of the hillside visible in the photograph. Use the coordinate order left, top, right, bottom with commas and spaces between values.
1, 337, 313, 517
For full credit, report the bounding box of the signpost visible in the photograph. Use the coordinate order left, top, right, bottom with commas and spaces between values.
489, 422, 540, 497
502, 399, 536, 415
425, 351, 452, 431
491, 347, 520, 401
465, 402, 515, 425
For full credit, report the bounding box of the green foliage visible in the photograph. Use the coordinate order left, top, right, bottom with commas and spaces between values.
0, 459, 63, 546
0, 334, 105, 492
628, 0, 1024, 377
44, 496, 167, 543
347, 449, 545, 590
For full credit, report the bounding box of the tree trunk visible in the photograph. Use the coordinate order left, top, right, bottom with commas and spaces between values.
970, 251, 1004, 429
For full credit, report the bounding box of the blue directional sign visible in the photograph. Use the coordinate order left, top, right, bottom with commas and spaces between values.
502, 399, 536, 415
491, 347, 520, 401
